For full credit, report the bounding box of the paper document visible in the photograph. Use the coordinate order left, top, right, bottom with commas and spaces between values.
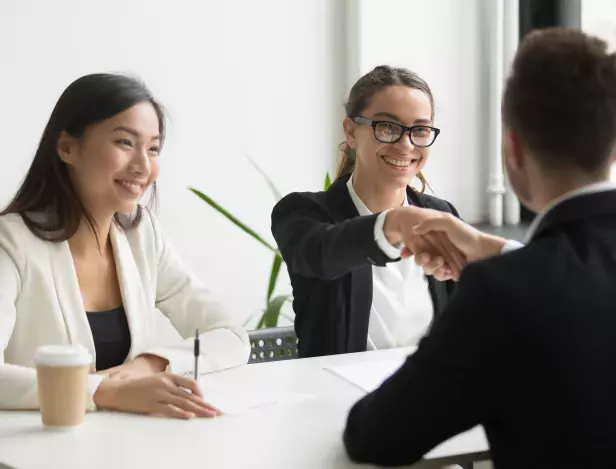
325, 359, 406, 393
198, 379, 313, 415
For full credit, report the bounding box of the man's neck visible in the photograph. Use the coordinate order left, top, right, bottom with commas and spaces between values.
531, 168, 612, 214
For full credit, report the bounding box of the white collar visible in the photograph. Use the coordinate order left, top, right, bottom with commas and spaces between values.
346, 173, 408, 216
526, 181, 616, 242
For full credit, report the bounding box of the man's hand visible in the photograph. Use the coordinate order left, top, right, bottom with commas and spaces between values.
410, 212, 508, 280
383, 207, 466, 280
382, 207, 509, 282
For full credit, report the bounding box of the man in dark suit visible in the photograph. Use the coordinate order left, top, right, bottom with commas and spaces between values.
343, 29, 616, 468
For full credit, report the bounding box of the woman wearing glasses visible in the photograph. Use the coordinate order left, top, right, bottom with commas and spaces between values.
272, 65, 462, 357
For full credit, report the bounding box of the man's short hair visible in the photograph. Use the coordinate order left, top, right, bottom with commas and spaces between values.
503, 28, 616, 173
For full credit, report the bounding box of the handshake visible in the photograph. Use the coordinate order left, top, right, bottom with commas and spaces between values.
382, 206, 508, 281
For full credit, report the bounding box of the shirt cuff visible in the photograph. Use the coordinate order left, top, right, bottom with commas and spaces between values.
86, 374, 105, 411
374, 210, 402, 260
500, 239, 524, 254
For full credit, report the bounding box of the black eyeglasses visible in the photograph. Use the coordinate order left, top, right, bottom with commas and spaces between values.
352, 116, 440, 147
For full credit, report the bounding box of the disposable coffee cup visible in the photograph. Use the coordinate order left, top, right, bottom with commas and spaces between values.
35, 345, 92, 428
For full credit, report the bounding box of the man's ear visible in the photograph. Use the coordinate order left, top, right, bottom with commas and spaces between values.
56, 131, 79, 166
503, 128, 525, 172
342, 117, 357, 148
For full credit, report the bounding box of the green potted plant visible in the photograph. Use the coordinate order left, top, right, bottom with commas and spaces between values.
189, 160, 332, 329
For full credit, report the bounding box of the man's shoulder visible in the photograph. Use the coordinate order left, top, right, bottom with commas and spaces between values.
460, 238, 559, 298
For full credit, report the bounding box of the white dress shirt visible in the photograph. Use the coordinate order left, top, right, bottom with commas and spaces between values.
346, 176, 434, 350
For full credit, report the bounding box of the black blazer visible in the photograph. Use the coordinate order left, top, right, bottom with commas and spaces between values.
344, 189, 616, 469
271, 174, 459, 358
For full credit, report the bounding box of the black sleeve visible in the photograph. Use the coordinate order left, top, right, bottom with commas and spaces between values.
343, 262, 507, 466
447, 201, 461, 219
271, 192, 395, 280
446, 201, 465, 295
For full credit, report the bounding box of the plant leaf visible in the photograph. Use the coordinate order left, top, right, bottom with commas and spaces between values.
267, 253, 283, 302
259, 294, 291, 329
189, 187, 277, 253
324, 172, 332, 191
244, 153, 283, 202
256, 312, 266, 329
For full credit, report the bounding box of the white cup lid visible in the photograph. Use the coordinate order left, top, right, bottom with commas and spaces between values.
35, 345, 92, 367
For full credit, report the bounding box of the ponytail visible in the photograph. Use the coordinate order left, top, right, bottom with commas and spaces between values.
416, 171, 428, 193
335, 142, 356, 179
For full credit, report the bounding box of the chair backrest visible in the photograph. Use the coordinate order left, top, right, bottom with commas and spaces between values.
248, 326, 299, 363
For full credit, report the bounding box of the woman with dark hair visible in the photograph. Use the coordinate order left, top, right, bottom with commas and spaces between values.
272, 65, 470, 358
0, 74, 249, 417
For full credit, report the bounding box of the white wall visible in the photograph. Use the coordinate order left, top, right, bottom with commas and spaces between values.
0, 0, 514, 326
582, 0, 616, 48
582, 0, 616, 181
351, 0, 489, 223
0, 0, 346, 326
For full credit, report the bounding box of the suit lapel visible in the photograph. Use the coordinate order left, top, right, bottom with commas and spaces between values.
47, 226, 149, 367
48, 241, 97, 370
326, 174, 360, 222
326, 175, 373, 351
405, 186, 426, 208
109, 224, 148, 360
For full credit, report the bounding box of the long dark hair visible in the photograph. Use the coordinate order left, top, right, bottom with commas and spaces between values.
1, 73, 165, 243
337, 65, 434, 192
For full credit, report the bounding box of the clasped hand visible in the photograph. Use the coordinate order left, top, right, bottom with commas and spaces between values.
383, 207, 488, 282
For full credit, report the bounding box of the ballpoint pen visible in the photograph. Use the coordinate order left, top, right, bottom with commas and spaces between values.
193, 328, 200, 380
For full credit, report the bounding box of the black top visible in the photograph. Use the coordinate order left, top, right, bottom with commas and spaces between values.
86, 306, 131, 371
271, 174, 459, 358
343, 189, 616, 469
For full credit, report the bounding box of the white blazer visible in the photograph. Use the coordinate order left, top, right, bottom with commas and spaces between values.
0, 209, 250, 410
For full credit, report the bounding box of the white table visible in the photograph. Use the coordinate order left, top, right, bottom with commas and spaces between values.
0, 348, 489, 469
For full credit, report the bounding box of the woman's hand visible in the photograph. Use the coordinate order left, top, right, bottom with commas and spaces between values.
99, 354, 169, 380
411, 250, 457, 281
405, 232, 463, 281
93, 372, 221, 419
384, 207, 466, 280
